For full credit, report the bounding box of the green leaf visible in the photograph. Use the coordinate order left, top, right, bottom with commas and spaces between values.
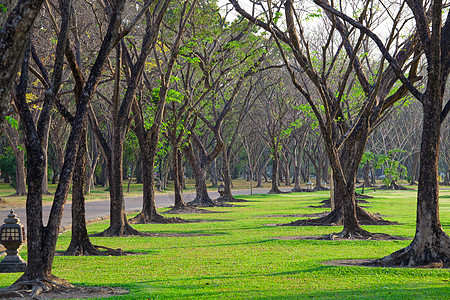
5, 116, 19, 130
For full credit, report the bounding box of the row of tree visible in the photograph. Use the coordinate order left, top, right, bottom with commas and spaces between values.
0, 0, 448, 297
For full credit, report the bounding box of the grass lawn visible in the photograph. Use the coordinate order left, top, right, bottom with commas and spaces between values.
0, 186, 449, 299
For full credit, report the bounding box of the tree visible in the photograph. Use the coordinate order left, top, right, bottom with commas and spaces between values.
230, 0, 419, 238
0, 0, 131, 296
320, 0, 450, 266
130, 0, 197, 223
2, 116, 26, 195
176, 7, 269, 207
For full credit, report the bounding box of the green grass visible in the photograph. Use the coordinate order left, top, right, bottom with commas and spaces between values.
1, 188, 449, 299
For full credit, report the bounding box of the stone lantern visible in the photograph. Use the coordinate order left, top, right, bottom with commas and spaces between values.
0, 210, 27, 272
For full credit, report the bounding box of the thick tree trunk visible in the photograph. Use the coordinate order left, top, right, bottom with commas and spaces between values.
96, 124, 139, 236
268, 152, 283, 194
183, 143, 216, 207
130, 143, 165, 223
65, 126, 100, 255
374, 94, 450, 267
285, 134, 393, 229
0, 0, 45, 122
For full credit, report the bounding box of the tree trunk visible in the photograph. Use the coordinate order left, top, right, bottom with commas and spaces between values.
85, 141, 99, 195
96, 122, 139, 236
374, 92, 450, 267
14, 146, 27, 195
41, 127, 52, 195
130, 141, 165, 223
221, 146, 235, 201
65, 126, 100, 255
172, 147, 186, 208
268, 151, 282, 194
184, 143, 215, 207
4, 123, 27, 195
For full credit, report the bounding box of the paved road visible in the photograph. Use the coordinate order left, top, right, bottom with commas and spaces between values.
0, 187, 288, 231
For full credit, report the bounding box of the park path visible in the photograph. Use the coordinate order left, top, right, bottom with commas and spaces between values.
0, 187, 290, 232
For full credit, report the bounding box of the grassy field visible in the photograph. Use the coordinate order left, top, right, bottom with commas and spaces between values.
0, 185, 449, 299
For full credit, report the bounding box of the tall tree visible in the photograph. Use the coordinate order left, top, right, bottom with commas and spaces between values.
87, 0, 174, 233
0, 0, 130, 296
318, 0, 450, 266
230, 0, 419, 238
130, 0, 197, 223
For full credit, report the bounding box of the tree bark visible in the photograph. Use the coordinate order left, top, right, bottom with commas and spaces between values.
65, 126, 101, 255
0, 0, 44, 122
172, 147, 186, 208
183, 142, 216, 206
129, 140, 165, 223
220, 146, 235, 201
268, 151, 283, 193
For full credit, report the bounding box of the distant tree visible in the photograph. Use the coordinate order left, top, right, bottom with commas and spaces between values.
2, 116, 26, 195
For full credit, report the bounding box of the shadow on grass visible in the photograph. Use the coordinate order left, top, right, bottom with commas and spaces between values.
115, 281, 449, 299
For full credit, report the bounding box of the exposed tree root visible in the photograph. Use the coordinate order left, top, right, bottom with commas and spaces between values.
0, 280, 127, 299
355, 206, 398, 225
219, 196, 249, 203
365, 232, 450, 268
268, 188, 290, 194
282, 209, 344, 226
310, 198, 370, 209
187, 196, 234, 207
355, 192, 373, 199
128, 211, 188, 224
291, 187, 312, 192
376, 182, 410, 190
91, 222, 142, 237
313, 186, 329, 191
187, 196, 217, 207
321, 228, 400, 240
5, 192, 26, 197
164, 206, 217, 214
282, 205, 396, 226
0, 275, 74, 299
63, 242, 125, 256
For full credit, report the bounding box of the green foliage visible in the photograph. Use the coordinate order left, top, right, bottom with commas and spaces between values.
361, 150, 408, 186
5, 116, 18, 130
0, 147, 16, 188
305, 9, 322, 21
